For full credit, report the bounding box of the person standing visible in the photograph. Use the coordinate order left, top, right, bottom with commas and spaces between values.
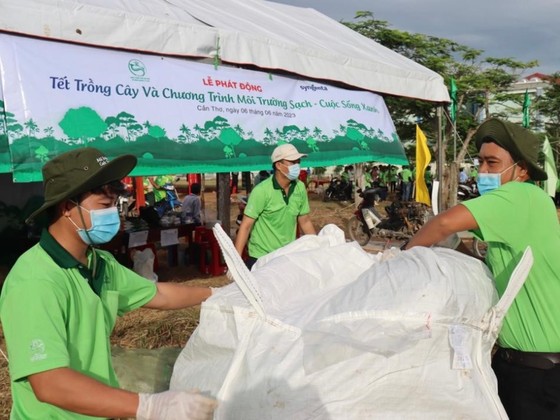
149, 174, 174, 204
0, 148, 216, 419
459, 167, 468, 184
400, 165, 413, 201
404, 118, 560, 419
181, 182, 202, 225
235, 144, 316, 269
424, 166, 433, 197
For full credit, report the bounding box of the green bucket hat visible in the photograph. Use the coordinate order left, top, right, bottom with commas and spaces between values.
26, 147, 137, 224
474, 118, 547, 181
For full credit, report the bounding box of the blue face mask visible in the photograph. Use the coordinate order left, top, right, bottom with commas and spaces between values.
284, 163, 300, 181
477, 173, 501, 195
477, 162, 518, 195
69, 205, 121, 245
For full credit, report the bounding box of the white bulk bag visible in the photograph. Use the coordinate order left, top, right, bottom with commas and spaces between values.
171, 225, 532, 419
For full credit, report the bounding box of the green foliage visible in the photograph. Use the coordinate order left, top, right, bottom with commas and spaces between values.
343, 11, 538, 156
313, 166, 327, 176
59, 107, 107, 142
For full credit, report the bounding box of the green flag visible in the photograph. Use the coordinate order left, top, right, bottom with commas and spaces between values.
522, 89, 531, 128
449, 78, 458, 122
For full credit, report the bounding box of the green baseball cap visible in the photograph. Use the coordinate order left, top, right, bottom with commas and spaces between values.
474, 118, 547, 181
26, 147, 137, 224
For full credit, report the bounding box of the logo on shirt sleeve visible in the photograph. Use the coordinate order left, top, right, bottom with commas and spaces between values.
29, 339, 47, 362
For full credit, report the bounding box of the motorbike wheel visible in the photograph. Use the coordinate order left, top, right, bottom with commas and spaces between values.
346, 215, 372, 246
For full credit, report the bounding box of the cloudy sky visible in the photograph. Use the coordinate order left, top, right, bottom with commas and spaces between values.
271, 0, 560, 76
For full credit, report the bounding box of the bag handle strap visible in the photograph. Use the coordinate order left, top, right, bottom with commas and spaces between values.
481, 246, 533, 336
213, 224, 266, 318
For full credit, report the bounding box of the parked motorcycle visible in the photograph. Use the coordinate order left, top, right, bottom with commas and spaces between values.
154, 183, 182, 217
323, 177, 352, 202
457, 180, 479, 201
347, 188, 431, 246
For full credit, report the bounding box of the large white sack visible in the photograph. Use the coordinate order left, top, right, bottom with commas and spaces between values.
171, 225, 531, 419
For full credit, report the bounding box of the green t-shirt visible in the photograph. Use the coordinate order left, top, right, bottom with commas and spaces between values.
0, 230, 157, 419
401, 168, 413, 182
244, 176, 310, 258
424, 169, 433, 183
153, 175, 174, 202
462, 182, 560, 352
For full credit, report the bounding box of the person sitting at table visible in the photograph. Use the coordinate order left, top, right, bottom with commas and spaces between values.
0, 147, 217, 420
181, 182, 202, 225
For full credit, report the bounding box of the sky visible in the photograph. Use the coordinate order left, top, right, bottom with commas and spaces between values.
271, 0, 560, 76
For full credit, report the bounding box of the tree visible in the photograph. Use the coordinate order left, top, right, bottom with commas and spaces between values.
59, 107, 107, 144
344, 12, 537, 208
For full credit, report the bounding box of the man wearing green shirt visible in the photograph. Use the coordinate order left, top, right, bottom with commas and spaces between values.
235, 144, 316, 269
0, 148, 216, 419
400, 165, 413, 201
405, 118, 560, 419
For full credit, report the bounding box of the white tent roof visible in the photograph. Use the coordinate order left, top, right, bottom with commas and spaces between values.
0, 0, 450, 102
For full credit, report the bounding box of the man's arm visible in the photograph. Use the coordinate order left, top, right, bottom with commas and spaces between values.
234, 215, 255, 257
29, 367, 139, 418
144, 282, 212, 310
29, 367, 217, 419
297, 214, 316, 235
405, 204, 478, 250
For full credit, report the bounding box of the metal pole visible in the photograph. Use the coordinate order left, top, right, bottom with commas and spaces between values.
437, 105, 445, 213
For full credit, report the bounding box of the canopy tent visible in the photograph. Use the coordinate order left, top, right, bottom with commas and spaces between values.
0, 0, 450, 181
0, 0, 449, 102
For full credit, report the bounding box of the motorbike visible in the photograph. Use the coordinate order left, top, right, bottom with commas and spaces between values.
457, 180, 479, 201
323, 177, 352, 202
154, 183, 182, 217
347, 187, 431, 246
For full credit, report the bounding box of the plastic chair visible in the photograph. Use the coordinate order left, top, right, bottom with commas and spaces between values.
193, 226, 227, 276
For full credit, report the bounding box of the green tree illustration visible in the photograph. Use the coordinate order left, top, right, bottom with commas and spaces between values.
2, 110, 24, 140
43, 126, 55, 137
115, 111, 141, 141
24, 119, 40, 137
59, 107, 107, 144
218, 127, 243, 158
345, 119, 368, 150
35, 144, 49, 162
147, 125, 166, 139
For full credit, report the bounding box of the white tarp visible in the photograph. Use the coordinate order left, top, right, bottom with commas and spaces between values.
171, 225, 533, 419
0, 0, 450, 103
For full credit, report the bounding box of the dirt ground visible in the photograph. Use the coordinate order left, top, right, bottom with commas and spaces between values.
0, 188, 558, 418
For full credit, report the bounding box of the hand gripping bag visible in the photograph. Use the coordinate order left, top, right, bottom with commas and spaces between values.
171, 224, 532, 419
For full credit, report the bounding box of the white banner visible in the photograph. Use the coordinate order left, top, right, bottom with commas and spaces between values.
0, 34, 407, 180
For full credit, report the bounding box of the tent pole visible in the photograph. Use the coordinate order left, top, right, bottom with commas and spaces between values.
134, 177, 145, 208
216, 173, 231, 237
437, 104, 445, 213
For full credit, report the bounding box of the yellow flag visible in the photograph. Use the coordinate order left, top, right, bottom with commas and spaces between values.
415, 125, 432, 205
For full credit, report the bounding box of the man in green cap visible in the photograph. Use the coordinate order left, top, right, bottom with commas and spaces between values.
404, 118, 560, 418
0, 148, 217, 419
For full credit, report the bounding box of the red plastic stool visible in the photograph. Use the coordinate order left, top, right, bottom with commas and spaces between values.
193, 227, 227, 276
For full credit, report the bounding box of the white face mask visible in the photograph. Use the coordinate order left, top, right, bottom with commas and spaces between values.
279, 162, 300, 181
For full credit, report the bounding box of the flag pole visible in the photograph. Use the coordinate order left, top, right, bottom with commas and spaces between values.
437, 105, 445, 213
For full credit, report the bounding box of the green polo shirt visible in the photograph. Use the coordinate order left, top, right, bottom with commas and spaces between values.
401, 168, 413, 182
462, 182, 560, 352
153, 175, 174, 202
0, 230, 157, 419
244, 176, 310, 258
